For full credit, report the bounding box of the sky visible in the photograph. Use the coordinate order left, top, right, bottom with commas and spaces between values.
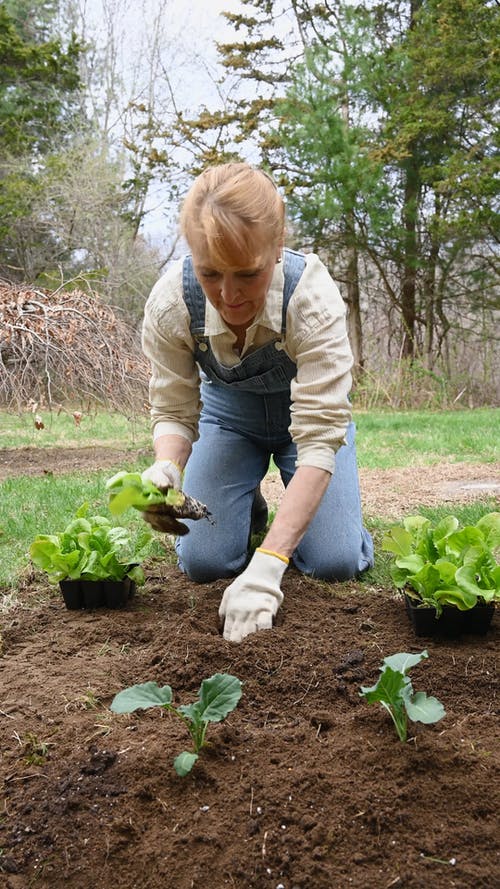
80, 0, 248, 245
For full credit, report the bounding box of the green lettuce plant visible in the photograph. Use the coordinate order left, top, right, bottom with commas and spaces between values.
106, 470, 184, 514
110, 673, 242, 776
29, 503, 153, 585
105, 471, 211, 521
382, 512, 500, 615
360, 650, 445, 742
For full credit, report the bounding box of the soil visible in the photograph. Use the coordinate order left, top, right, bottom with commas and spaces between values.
1, 448, 499, 889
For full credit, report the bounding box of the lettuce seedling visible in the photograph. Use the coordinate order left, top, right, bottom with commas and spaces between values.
110, 673, 242, 776
29, 502, 153, 584
360, 650, 445, 742
105, 471, 211, 523
382, 512, 500, 615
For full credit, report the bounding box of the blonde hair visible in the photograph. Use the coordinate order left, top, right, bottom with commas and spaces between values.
180, 162, 285, 268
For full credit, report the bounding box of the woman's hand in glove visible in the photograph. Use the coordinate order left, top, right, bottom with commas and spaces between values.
141, 503, 189, 536
140, 461, 212, 536
140, 459, 187, 533
218, 548, 288, 643
141, 459, 183, 492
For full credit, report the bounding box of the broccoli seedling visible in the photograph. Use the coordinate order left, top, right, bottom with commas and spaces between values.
110, 673, 242, 775
360, 650, 445, 742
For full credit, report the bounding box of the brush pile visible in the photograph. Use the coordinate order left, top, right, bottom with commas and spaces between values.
0, 283, 149, 413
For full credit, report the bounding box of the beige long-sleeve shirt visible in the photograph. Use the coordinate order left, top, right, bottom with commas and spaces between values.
141, 251, 354, 474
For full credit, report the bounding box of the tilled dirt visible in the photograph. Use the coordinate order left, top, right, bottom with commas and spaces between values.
0, 565, 498, 889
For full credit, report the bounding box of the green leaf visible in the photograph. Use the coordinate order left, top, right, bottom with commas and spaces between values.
106, 471, 185, 516
64, 518, 92, 536
445, 527, 483, 558
196, 673, 243, 723
382, 650, 429, 675
455, 565, 489, 597
177, 701, 203, 722
403, 515, 430, 534
127, 564, 145, 585
405, 691, 446, 725
432, 515, 460, 555
110, 681, 173, 713
360, 665, 409, 704
105, 470, 134, 490
389, 565, 410, 588
382, 526, 413, 556
434, 585, 477, 610
108, 485, 155, 516
435, 559, 459, 585
174, 751, 199, 776
476, 512, 500, 549
29, 535, 63, 569
394, 554, 425, 574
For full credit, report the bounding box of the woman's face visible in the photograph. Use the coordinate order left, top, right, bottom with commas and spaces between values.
192, 248, 280, 331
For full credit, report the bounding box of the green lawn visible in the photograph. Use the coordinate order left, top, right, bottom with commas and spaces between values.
354, 407, 499, 468
0, 409, 151, 450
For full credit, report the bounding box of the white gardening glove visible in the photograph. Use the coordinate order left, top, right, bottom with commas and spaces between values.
141, 459, 182, 492
141, 459, 187, 534
219, 548, 288, 643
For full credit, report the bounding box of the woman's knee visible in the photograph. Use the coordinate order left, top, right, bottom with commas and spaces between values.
295, 532, 374, 582
298, 554, 360, 582
177, 538, 245, 583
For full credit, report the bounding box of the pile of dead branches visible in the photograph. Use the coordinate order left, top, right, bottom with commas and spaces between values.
0, 283, 150, 413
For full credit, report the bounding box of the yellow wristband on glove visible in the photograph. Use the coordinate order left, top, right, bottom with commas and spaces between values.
256, 547, 289, 565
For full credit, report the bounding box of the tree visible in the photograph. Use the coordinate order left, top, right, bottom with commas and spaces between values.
0, 1, 163, 313
367, 0, 499, 361
208, 0, 499, 378
0, 0, 83, 278
0, 1, 81, 155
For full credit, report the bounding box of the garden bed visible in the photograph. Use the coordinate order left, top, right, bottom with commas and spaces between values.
0, 561, 498, 889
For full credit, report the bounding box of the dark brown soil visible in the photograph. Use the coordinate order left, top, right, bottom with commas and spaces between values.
0, 448, 499, 889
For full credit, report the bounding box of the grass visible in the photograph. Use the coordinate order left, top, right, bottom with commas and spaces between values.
0, 409, 151, 450
1, 407, 498, 465
0, 407, 498, 591
354, 407, 499, 469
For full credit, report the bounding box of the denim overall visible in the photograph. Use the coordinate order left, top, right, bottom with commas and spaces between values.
176, 249, 374, 582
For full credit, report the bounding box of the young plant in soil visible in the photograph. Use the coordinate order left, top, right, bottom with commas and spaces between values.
360, 650, 445, 742
110, 673, 242, 776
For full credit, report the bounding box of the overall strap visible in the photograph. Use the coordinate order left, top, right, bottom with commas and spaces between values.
281, 249, 306, 333
182, 256, 206, 337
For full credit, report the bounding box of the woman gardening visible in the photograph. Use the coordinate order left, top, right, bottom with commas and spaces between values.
141, 162, 374, 642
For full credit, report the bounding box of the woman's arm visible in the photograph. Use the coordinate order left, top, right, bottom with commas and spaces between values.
218, 465, 332, 642
260, 465, 331, 558
153, 433, 192, 469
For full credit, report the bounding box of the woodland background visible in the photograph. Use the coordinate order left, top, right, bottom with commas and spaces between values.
0, 0, 498, 412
